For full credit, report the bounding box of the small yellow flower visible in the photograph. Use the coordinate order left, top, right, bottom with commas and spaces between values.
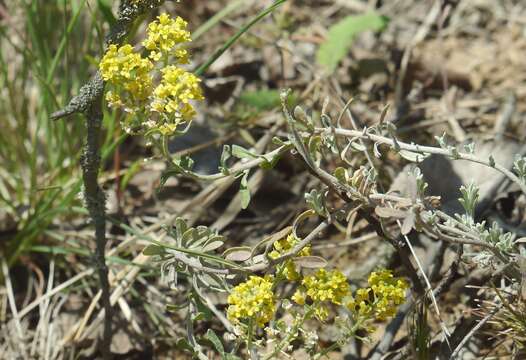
302, 269, 350, 305
313, 304, 329, 321
143, 13, 191, 62
347, 269, 408, 322
105, 91, 122, 108
148, 65, 203, 134
227, 275, 276, 328
271, 234, 311, 281
292, 289, 306, 305
99, 44, 153, 103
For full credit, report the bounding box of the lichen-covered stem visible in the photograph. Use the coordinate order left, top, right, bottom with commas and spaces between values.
81, 82, 113, 359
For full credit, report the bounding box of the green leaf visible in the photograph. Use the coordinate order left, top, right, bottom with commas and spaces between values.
334, 167, 348, 183
293, 256, 328, 268
317, 13, 389, 72
201, 240, 224, 252
231, 145, 258, 160
398, 150, 430, 163
220, 145, 231, 174
223, 246, 253, 262
142, 245, 166, 256
259, 153, 281, 170
205, 329, 225, 354
176, 338, 196, 354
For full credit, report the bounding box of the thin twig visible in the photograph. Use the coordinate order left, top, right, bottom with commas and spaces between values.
449, 303, 503, 359
318, 127, 526, 194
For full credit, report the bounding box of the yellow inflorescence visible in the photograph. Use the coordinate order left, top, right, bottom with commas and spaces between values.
143, 13, 191, 62
346, 269, 408, 321
269, 234, 311, 281
293, 268, 350, 320
99, 13, 203, 136
150, 65, 204, 134
227, 275, 276, 328
302, 269, 350, 304
99, 44, 153, 105
368, 269, 408, 320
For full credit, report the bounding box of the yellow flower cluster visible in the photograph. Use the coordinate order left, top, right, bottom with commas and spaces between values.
368, 269, 408, 320
293, 269, 350, 320
143, 13, 191, 62
302, 269, 350, 304
99, 13, 202, 136
346, 269, 408, 321
269, 234, 311, 281
150, 65, 204, 134
227, 275, 276, 328
99, 44, 153, 106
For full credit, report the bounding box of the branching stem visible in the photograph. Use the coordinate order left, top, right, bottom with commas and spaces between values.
81, 79, 113, 359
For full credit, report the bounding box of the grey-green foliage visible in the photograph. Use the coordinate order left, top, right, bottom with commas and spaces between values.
482, 222, 514, 253
514, 155, 526, 184
143, 218, 231, 293
459, 182, 479, 220
305, 188, 328, 218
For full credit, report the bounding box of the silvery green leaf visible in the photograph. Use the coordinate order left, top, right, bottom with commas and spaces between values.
308, 136, 322, 159
182, 228, 198, 247
305, 189, 327, 217
334, 167, 348, 184
375, 206, 406, 219
272, 137, 288, 146
231, 145, 258, 160
251, 254, 266, 264
198, 273, 228, 292
350, 138, 366, 152
463, 142, 475, 154
175, 218, 188, 242
219, 144, 231, 175
224, 247, 252, 262
293, 256, 327, 268
202, 240, 224, 252
398, 150, 429, 163
259, 152, 281, 170
435, 133, 447, 149
514, 155, 526, 183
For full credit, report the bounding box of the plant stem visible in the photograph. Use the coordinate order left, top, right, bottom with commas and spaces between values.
314, 342, 340, 359
81, 74, 113, 359
247, 317, 259, 360
194, 0, 287, 76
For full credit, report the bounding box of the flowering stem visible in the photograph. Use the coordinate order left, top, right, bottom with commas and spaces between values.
247, 317, 259, 360
263, 310, 309, 360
